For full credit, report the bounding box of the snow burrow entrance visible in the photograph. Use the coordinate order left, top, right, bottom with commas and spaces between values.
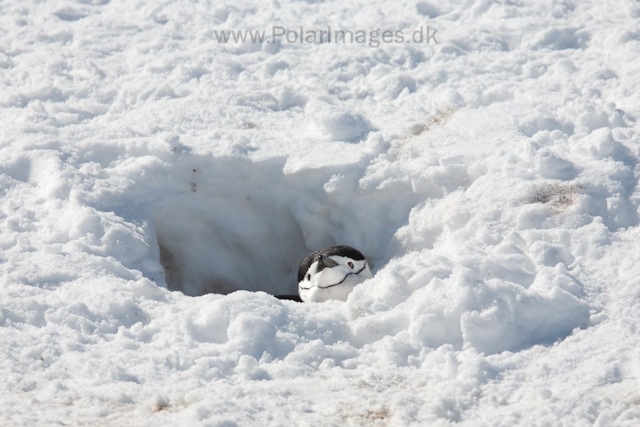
150, 154, 414, 297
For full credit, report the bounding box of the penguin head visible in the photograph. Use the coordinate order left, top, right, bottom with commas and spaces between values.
298, 245, 373, 303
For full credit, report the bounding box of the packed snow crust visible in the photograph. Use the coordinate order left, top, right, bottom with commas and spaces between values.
1, 0, 640, 425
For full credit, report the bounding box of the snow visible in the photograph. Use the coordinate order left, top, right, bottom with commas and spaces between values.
1, 0, 640, 425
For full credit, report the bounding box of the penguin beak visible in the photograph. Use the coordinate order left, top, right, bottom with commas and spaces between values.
316, 254, 338, 273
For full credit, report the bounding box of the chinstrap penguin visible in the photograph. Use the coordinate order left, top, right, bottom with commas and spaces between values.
297, 245, 373, 303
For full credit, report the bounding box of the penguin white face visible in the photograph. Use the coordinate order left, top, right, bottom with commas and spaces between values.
298, 245, 373, 303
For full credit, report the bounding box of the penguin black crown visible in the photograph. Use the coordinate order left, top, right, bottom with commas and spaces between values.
296, 245, 373, 303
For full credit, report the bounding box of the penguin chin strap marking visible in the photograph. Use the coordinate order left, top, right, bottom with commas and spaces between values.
298, 265, 366, 291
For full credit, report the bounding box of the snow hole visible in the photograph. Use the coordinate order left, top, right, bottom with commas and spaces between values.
149, 153, 411, 297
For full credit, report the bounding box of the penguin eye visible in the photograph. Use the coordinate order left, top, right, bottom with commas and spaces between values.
307, 274, 311, 280
348, 262, 354, 269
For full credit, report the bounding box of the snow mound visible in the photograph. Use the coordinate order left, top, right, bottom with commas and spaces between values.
306, 99, 373, 142
67, 109, 594, 357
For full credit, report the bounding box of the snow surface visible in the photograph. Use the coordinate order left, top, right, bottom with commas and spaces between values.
1, 0, 640, 425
